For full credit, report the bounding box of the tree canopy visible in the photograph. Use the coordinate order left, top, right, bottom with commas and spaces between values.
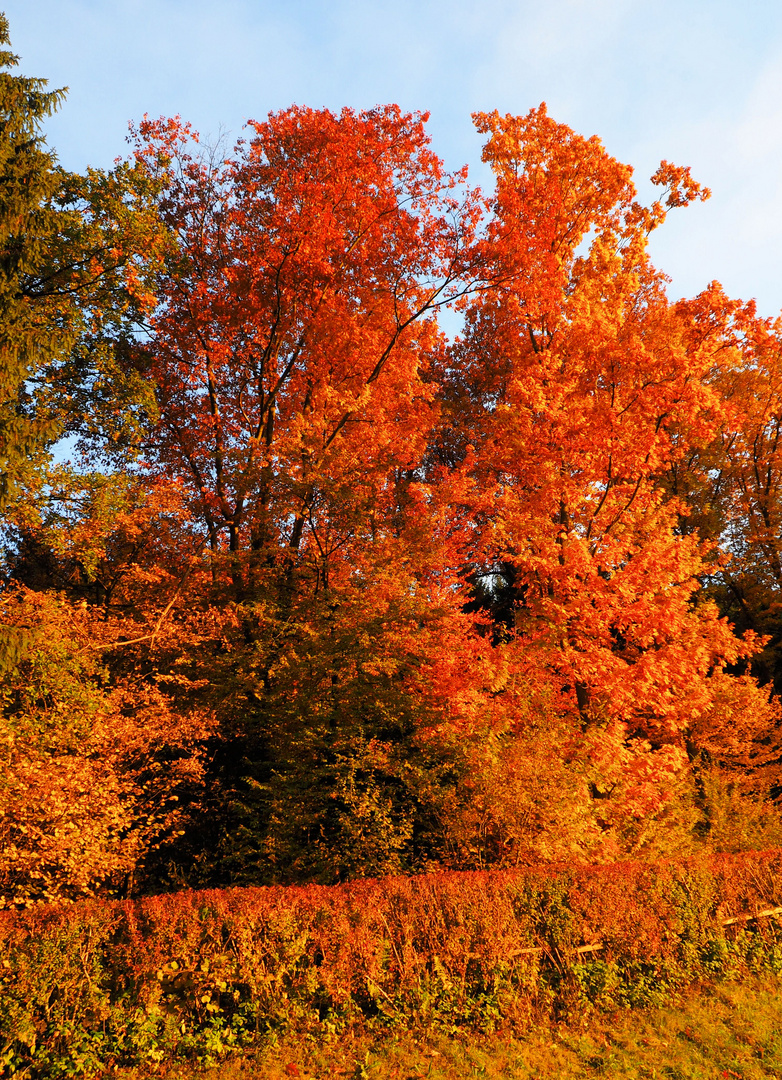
2, 20, 782, 907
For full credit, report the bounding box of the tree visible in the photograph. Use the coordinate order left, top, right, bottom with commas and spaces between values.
102, 107, 502, 884
665, 286, 782, 697
0, 15, 171, 674
444, 105, 779, 788
119, 103, 782, 878
0, 17, 165, 507
129, 107, 481, 593
4, 76, 781, 896
0, 13, 66, 510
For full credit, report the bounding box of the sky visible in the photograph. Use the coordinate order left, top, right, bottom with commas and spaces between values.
6, 0, 782, 318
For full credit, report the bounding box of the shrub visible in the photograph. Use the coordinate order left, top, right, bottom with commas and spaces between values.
2, 850, 782, 1075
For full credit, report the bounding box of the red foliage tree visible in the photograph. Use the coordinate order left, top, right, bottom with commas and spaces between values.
8, 98, 781, 896
131, 106, 482, 598
444, 106, 778, 774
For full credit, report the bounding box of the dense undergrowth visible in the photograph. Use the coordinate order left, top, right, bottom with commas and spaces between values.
112, 975, 782, 1079
2, 850, 782, 1077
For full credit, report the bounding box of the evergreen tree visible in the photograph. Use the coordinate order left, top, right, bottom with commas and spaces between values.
0, 15, 168, 672
0, 13, 67, 510
0, 14, 69, 671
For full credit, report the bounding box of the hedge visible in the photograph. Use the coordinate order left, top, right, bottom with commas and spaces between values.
2, 850, 782, 1076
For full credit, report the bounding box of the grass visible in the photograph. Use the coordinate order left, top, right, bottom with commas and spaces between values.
111, 974, 782, 1079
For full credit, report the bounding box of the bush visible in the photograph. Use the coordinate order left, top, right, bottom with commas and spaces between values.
2, 850, 782, 1075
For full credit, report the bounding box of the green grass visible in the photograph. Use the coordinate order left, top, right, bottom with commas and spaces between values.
112, 975, 782, 1079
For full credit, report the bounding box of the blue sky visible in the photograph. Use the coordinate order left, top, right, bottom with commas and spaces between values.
7, 0, 782, 317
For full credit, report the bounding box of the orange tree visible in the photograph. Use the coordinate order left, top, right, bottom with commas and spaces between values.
114, 103, 782, 880
130, 106, 481, 588
664, 286, 782, 697
115, 106, 500, 884
439, 106, 780, 826
7, 91, 782, 893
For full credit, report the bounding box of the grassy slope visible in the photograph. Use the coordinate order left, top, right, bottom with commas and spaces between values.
117, 975, 782, 1079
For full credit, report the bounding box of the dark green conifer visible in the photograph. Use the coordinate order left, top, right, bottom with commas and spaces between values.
0, 14, 69, 672
0, 13, 67, 510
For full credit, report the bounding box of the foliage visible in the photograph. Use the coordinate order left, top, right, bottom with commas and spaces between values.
0, 18, 165, 508
0, 11, 67, 510
445, 106, 774, 754
126, 105, 480, 582
2, 15, 782, 911
663, 286, 782, 696
2, 851, 782, 1075
0, 14, 169, 685
102, 975, 782, 1080
0, 585, 215, 907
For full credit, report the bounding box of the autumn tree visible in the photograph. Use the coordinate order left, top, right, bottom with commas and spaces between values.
107, 106, 505, 884
4, 58, 782, 895
128, 107, 481, 589
662, 287, 782, 697
107, 103, 782, 880
442, 106, 780, 813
